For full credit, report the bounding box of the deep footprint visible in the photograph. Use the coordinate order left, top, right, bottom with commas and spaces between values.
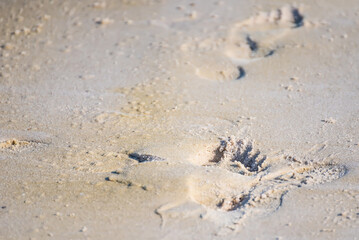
106, 137, 346, 229
189, 137, 346, 217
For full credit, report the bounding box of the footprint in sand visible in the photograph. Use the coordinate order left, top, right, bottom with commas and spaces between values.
225, 5, 304, 63
187, 137, 345, 219
188, 53, 241, 81
190, 6, 304, 81
107, 137, 346, 229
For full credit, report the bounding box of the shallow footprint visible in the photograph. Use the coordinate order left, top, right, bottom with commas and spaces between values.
183, 52, 240, 81
225, 5, 304, 63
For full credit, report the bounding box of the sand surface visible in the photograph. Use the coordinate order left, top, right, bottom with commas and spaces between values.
0, 0, 359, 239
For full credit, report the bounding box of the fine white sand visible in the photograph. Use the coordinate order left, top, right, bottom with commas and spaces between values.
0, 0, 358, 239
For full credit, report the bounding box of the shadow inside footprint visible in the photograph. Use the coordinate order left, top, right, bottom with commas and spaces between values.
208, 137, 266, 175
236, 67, 246, 80
292, 8, 304, 27
128, 153, 166, 163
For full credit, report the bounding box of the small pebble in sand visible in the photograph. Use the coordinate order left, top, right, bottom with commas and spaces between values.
32, 24, 44, 33
284, 85, 294, 91
2, 43, 14, 50
73, 21, 82, 26
79, 74, 95, 80
95, 18, 113, 25
80, 226, 87, 232
188, 11, 197, 19
12, 29, 21, 36
92, 2, 106, 9
22, 27, 31, 35
320, 228, 335, 232
124, 19, 133, 25
322, 118, 336, 124
43, 14, 51, 21
62, 46, 71, 53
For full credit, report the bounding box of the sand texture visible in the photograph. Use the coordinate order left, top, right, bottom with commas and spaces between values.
0, 0, 359, 239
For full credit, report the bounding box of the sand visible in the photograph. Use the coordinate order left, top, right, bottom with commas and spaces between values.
0, 0, 358, 239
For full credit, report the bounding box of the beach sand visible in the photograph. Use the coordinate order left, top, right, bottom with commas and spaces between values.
0, 0, 358, 239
